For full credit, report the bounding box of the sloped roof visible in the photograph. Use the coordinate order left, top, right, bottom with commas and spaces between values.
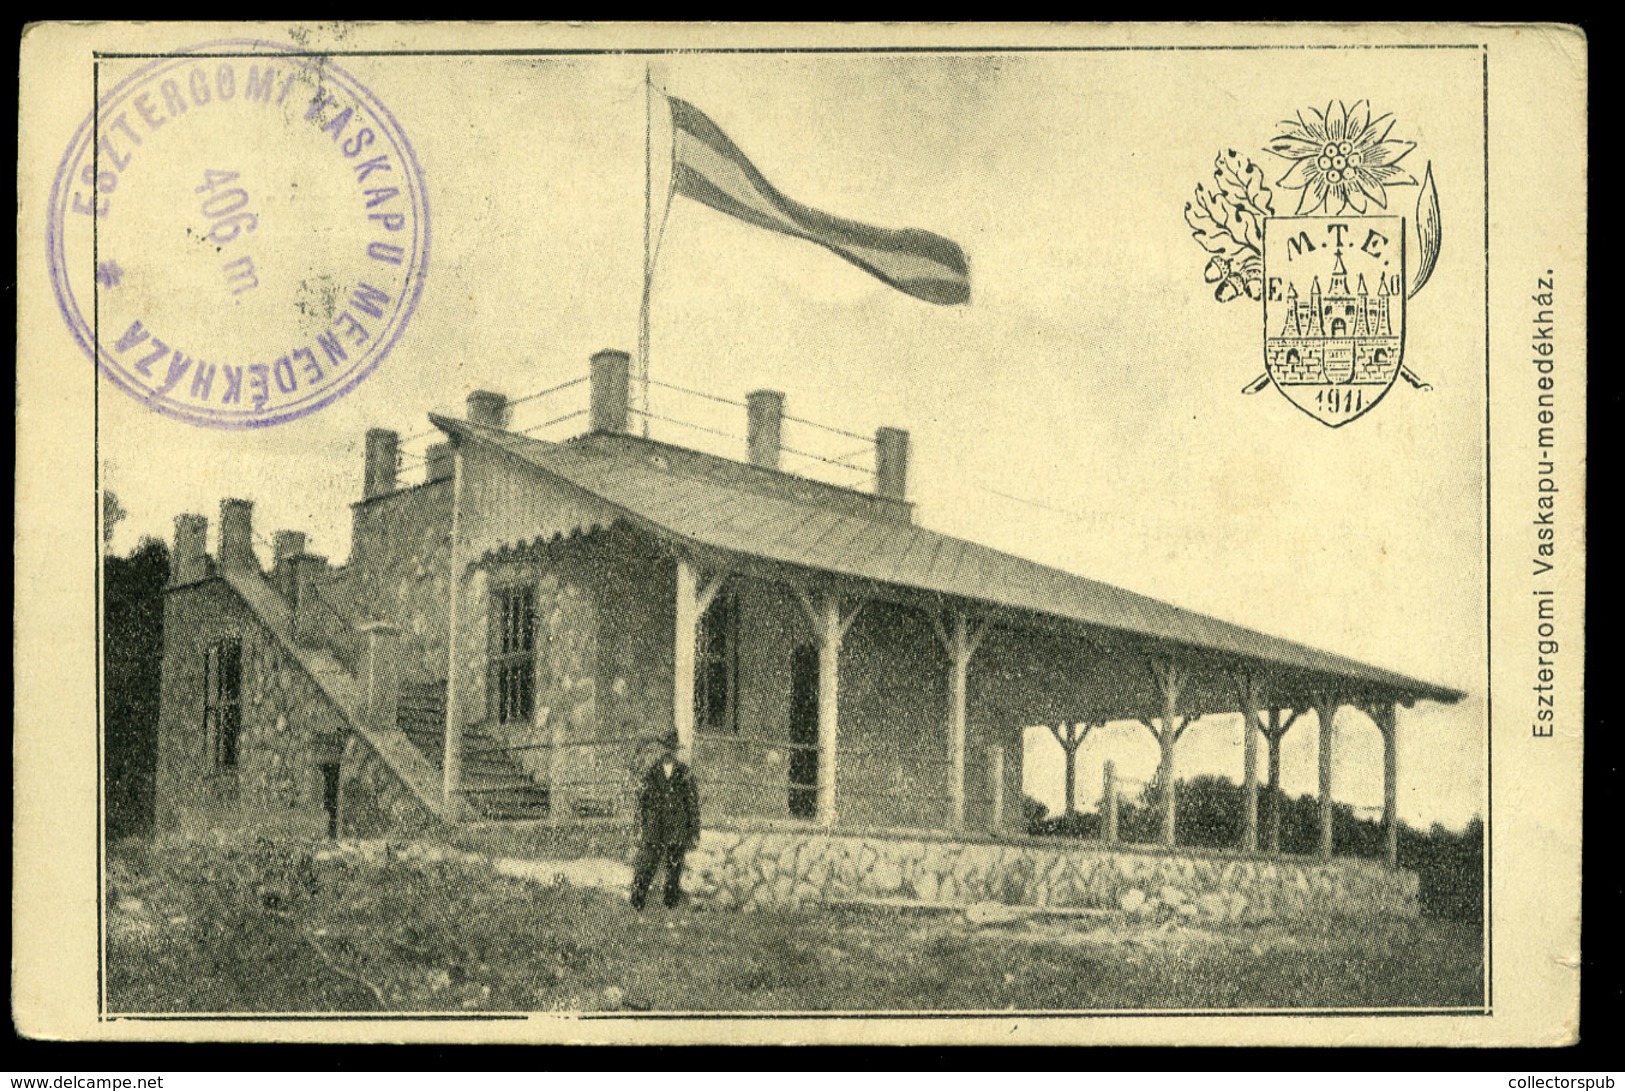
432, 415, 1464, 705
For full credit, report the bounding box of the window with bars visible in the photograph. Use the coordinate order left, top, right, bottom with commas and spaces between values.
695, 588, 738, 733
203, 638, 243, 769
490, 584, 536, 725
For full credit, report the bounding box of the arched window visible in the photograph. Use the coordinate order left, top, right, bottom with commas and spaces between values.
696, 588, 738, 733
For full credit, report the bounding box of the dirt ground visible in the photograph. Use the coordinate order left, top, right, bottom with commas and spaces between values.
105, 834, 1486, 1014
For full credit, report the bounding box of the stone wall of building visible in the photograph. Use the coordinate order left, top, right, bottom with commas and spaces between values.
158, 580, 346, 837
694, 577, 801, 820
161, 576, 442, 839
449, 525, 672, 822
532, 550, 604, 818
345, 480, 455, 684
338, 733, 438, 838
684, 829, 1419, 920
580, 526, 673, 817
838, 603, 954, 829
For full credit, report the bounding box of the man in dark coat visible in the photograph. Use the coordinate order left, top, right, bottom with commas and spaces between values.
629, 731, 700, 910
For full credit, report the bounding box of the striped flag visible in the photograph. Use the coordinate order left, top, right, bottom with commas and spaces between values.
667, 95, 970, 306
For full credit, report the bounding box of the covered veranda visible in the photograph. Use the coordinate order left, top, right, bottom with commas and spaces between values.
668, 546, 1459, 867
431, 409, 1464, 867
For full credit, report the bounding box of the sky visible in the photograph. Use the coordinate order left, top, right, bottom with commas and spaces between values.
92, 43, 1488, 829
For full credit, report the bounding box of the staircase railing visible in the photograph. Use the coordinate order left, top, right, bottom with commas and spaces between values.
393, 685, 551, 821
292, 583, 363, 674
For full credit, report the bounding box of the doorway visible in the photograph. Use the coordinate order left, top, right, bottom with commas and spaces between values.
788, 644, 819, 818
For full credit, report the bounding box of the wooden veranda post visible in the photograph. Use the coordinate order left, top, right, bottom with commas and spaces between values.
1383, 705, 1399, 868
795, 589, 864, 828
1144, 660, 1193, 848
1102, 760, 1119, 844
1243, 703, 1259, 850
930, 609, 987, 829
672, 558, 724, 765
1365, 700, 1400, 868
1046, 721, 1095, 817
1261, 707, 1302, 854
988, 744, 1006, 834
1231, 672, 1265, 853
1315, 699, 1339, 860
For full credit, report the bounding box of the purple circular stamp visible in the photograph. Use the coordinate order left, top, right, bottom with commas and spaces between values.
48, 40, 429, 429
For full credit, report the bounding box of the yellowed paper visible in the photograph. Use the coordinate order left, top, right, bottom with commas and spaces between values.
15, 21, 1585, 1044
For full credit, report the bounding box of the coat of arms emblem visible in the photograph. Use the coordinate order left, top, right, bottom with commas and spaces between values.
1185, 101, 1442, 427
1264, 217, 1404, 424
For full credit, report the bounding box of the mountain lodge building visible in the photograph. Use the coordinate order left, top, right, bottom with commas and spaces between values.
156, 348, 1464, 889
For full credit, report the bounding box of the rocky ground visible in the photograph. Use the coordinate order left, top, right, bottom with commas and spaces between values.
106, 834, 1485, 1014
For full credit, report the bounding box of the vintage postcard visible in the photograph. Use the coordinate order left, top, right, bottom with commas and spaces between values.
15, 22, 1586, 1045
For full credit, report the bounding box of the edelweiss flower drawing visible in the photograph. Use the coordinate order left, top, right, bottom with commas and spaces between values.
1185, 99, 1438, 306
1267, 100, 1418, 215
1181, 97, 1444, 420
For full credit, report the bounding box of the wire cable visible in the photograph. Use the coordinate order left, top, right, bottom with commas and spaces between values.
630, 407, 739, 443
518, 408, 588, 435
640, 376, 746, 409
782, 411, 871, 443
781, 442, 876, 474
508, 375, 587, 408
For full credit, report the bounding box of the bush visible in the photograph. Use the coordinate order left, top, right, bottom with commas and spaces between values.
104, 538, 168, 839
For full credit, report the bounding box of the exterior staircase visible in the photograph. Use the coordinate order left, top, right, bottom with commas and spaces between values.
397, 682, 552, 821
220, 566, 454, 825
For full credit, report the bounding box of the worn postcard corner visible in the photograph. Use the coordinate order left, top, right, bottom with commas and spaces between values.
15, 20, 1585, 1045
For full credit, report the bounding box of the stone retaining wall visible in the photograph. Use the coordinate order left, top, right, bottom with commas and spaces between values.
685, 829, 1418, 921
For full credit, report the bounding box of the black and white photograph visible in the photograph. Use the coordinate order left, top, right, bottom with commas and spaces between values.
15, 21, 1584, 1046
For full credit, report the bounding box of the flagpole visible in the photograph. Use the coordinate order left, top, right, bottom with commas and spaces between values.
638, 65, 652, 438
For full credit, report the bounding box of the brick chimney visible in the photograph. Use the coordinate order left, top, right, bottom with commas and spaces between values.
467, 390, 510, 428
218, 498, 257, 572
274, 530, 306, 564
426, 441, 454, 483
289, 553, 333, 644
363, 428, 399, 500
590, 349, 631, 434
747, 390, 785, 470
875, 427, 910, 501
272, 530, 307, 601
172, 514, 209, 585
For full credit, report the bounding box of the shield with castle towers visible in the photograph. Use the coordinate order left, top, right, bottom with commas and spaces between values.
1263, 216, 1406, 427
